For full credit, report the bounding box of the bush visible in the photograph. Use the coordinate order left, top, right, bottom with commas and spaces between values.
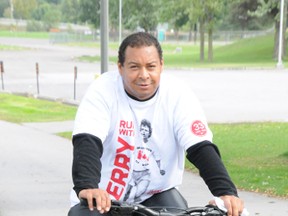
26, 20, 46, 32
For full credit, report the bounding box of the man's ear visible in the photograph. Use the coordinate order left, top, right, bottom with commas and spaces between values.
160, 59, 164, 73
118, 62, 123, 75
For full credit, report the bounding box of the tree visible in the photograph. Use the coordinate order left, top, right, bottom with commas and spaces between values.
158, 0, 189, 40
0, 0, 9, 17
78, 0, 100, 29
13, 0, 37, 19
61, 0, 79, 24
122, 0, 160, 32
31, 1, 61, 30
205, 0, 226, 62
249, 0, 287, 59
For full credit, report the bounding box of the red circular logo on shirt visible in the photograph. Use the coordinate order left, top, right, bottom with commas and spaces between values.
191, 120, 207, 136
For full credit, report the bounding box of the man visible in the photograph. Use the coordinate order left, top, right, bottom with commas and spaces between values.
68, 32, 244, 216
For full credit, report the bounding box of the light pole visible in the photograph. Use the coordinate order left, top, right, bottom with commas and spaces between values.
119, 0, 122, 45
277, 0, 285, 69
100, 0, 109, 73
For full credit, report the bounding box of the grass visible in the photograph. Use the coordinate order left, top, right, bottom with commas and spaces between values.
0, 44, 27, 51
0, 30, 49, 39
0, 93, 77, 123
0, 30, 284, 68
57, 131, 72, 139
186, 123, 288, 198
76, 33, 283, 68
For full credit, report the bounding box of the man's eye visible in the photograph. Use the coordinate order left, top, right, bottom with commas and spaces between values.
130, 65, 138, 69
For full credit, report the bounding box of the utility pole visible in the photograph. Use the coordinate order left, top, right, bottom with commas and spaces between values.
119, 0, 122, 45
277, 0, 285, 69
100, 0, 109, 73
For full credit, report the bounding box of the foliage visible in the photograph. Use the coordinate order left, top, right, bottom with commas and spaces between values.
158, 0, 189, 34
61, 0, 80, 24
26, 20, 45, 32
0, 0, 9, 17
78, 0, 100, 29
31, 1, 61, 30
13, 0, 37, 19
122, 0, 160, 32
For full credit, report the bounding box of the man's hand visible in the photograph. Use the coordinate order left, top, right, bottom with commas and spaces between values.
209, 195, 244, 216
79, 188, 111, 213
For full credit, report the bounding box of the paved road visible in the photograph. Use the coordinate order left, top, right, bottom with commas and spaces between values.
0, 38, 288, 215
1, 37, 288, 123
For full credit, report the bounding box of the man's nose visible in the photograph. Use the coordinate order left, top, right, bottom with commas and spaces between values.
139, 67, 149, 79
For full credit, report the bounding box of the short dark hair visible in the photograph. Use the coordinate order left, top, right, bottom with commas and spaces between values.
118, 32, 163, 66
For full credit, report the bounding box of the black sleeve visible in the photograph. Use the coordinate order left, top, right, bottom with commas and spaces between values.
72, 133, 103, 197
186, 140, 238, 197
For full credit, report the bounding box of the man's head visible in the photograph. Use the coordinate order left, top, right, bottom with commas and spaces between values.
118, 32, 163, 66
118, 32, 164, 101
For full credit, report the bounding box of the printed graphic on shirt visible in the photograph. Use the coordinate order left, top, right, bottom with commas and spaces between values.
106, 120, 135, 200
191, 120, 207, 136
123, 119, 166, 203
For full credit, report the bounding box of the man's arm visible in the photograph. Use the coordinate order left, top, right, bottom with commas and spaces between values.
72, 133, 103, 196
72, 133, 111, 212
186, 140, 238, 197
186, 141, 245, 216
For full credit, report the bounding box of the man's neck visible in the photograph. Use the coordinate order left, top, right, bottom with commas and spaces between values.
125, 89, 158, 102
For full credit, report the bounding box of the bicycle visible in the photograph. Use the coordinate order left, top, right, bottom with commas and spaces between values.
80, 199, 228, 216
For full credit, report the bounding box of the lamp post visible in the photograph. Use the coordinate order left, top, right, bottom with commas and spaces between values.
119, 0, 122, 45
277, 0, 285, 69
100, 0, 109, 73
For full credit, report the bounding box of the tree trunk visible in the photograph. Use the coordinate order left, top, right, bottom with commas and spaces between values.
274, 20, 279, 59
188, 24, 193, 42
194, 23, 197, 45
208, 28, 213, 62
199, 18, 205, 62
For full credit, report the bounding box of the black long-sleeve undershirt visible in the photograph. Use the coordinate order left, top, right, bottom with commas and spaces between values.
72, 133, 103, 196
186, 141, 238, 197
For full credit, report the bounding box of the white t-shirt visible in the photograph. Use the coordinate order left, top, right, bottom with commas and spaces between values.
71, 71, 213, 205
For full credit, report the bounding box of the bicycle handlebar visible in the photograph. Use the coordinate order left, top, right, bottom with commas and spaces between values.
80, 199, 227, 216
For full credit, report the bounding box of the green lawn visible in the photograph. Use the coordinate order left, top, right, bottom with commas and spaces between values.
0, 44, 27, 51
186, 123, 288, 198
0, 93, 77, 122
0, 30, 49, 39
0, 30, 285, 68
77, 33, 283, 69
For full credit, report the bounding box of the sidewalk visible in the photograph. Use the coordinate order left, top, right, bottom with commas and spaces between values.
0, 120, 287, 216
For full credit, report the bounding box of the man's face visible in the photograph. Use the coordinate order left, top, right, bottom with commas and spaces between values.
118, 45, 163, 100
